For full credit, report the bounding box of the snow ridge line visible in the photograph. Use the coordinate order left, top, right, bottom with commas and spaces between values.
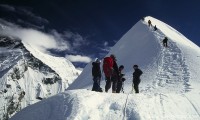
152, 29, 191, 93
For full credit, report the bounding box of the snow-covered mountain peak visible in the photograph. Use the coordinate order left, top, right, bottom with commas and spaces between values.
145, 16, 199, 50
0, 36, 80, 119
67, 16, 200, 91
10, 16, 200, 120
22, 41, 80, 86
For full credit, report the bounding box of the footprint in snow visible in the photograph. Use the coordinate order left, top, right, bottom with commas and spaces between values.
110, 102, 122, 110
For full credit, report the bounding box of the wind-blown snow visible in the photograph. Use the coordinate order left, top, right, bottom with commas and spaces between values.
11, 16, 200, 120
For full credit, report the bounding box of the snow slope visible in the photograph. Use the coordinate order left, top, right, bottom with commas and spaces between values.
10, 90, 200, 120
22, 42, 80, 89
0, 36, 80, 119
11, 16, 200, 120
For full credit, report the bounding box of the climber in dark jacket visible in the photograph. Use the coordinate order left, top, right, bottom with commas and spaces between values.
154, 25, 157, 31
163, 37, 168, 47
148, 20, 152, 27
92, 58, 102, 92
132, 65, 143, 93
116, 65, 125, 93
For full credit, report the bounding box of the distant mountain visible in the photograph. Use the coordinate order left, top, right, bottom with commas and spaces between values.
0, 36, 80, 119
10, 16, 200, 120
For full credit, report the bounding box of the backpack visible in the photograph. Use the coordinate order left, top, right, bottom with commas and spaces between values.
103, 57, 113, 77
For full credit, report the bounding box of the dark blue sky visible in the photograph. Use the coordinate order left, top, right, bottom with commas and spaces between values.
0, 0, 200, 67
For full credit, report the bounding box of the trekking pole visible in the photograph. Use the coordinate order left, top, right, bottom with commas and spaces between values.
121, 82, 124, 93
131, 82, 134, 93
101, 69, 103, 81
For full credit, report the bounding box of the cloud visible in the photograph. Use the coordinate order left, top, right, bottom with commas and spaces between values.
0, 18, 90, 60
65, 55, 92, 63
50, 30, 71, 51
0, 19, 70, 54
0, 4, 90, 55
104, 41, 108, 46
17, 29, 69, 52
0, 4, 95, 66
98, 41, 111, 52
17, 7, 49, 24
0, 19, 19, 28
64, 31, 89, 48
0, 4, 15, 11
17, 19, 45, 30
0, 4, 49, 25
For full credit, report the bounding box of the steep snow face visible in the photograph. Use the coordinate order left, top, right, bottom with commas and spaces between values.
145, 16, 200, 87
68, 16, 200, 93
22, 42, 80, 88
10, 16, 200, 120
68, 19, 162, 89
0, 36, 80, 119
